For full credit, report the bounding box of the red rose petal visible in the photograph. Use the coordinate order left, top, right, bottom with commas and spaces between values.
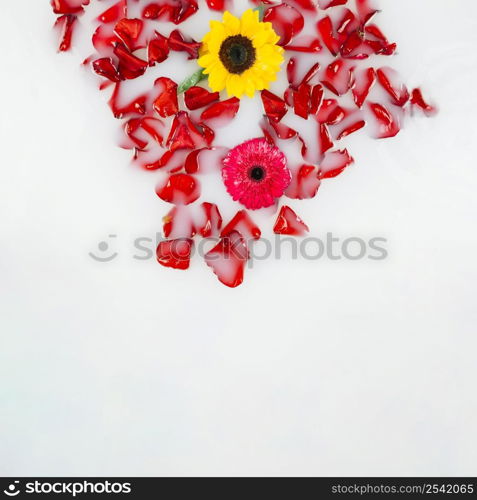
377, 67, 410, 107
200, 98, 240, 127
55, 14, 78, 52
318, 0, 347, 8
142, 0, 199, 25
261, 90, 288, 122
206, 0, 227, 11
197, 202, 223, 237
319, 149, 354, 179
285, 35, 322, 53
285, 165, 321, 200
97, 0, 127, 24
114, 18, 144, 51
168, 29, 201, 59
166, 112, 209, 152
184, 86, 220, 110
148, 31, 170, 65
93, 57, 122, 82
205, 231, 249, 288
352, 67, 376, 108
152, 77, 179, 118
108, 83, 147, 118
264, 3, 304, 46
274, 206, 309, 236
293, 83, 312, 119
51, 0, 88, 15
321, 59, 355, 96
367, 102, 401, 138
157, 238, 194, 270
410, 88, 437, 116
156, 173, 200, 205
221, 210, 261, 241
113, 43, 148, 80
163, 206, 197, 238
184, 147, 227, 174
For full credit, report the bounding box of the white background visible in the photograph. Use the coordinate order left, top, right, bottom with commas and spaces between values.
1, 0, 476, 476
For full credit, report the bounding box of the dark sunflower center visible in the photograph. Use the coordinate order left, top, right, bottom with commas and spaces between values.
249, 165, 265, 182
219, 35, 256, 74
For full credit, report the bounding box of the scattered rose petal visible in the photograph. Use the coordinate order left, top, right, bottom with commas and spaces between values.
274, 206, 309, 235
156, 173, 200, 204
319, 149, 354, 179
221, 210, 261, 241
205, 231, 249, 288
157, 238, 194, 270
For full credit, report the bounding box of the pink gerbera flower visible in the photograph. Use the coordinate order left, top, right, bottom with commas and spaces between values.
222, 138, 291, 210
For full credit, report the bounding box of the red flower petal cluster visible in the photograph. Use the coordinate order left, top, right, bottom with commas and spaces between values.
51, 0, 436, 287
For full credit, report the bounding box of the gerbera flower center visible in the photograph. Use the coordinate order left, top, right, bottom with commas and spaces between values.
219, 35, 256, 75
249, 165, 265, 182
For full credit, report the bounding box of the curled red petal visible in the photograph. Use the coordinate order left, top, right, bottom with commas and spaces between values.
114, 18, 144, 51
261, 90, 288, 122
157, 238, 193, 270
93, 57, 122, 82
293, 83, 312, 119
263, 3, 304, 46
97, 0, 127, 24
113, 43, 148, 80
410, 88, 437, 116
109, 83, 147, 118
221, 210, 261, 241
205, 231, 248, 288
55, 14, 78, 52
168, 29, 201, 59
153, 77, 179, 118
200, 97, 240, 127
367, 102, 400, 138
51, 0, 89, 15
285, 35, 322, 53
163, 206, 196, 239
184, 86, 220, 110
318, 0, 347, 8
377, 67, 410, 107
156, 173, 200, 205
148, 32, 170, 65
142, 0, 198, 25
274, 206, 309, 235
352, 67, 376, 108
166, 112, 209, 152
197, 202, 223, 237
321, 59, 355, 96
319, 149, 354, 179
285, 165, 321, 200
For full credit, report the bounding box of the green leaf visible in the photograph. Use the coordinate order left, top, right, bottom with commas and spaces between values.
254, 3, 266, 21
178, 68, 206, 94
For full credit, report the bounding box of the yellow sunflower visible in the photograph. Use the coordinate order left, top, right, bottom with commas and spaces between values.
198, 9, 284, 98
